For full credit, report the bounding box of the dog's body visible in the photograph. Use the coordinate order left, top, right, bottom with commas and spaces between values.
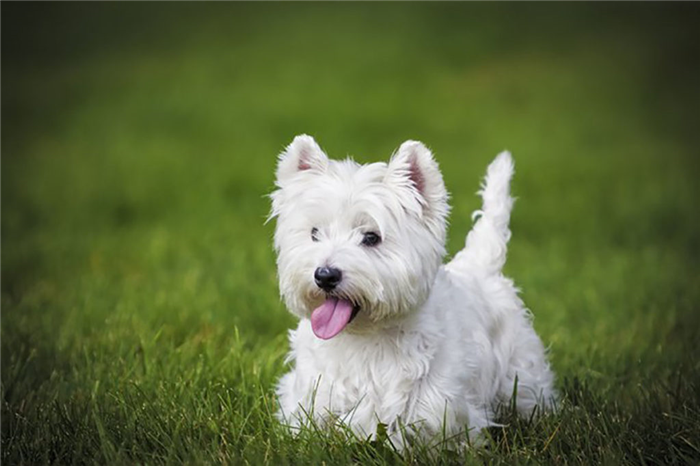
271, 136, 555, 446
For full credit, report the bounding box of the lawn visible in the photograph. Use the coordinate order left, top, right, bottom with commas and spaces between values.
2, 3, 699, 464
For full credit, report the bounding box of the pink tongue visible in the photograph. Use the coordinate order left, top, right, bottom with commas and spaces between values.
311, 297, 354, 340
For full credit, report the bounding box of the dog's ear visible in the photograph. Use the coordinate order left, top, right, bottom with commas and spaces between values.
386, 140, 448, 219
276, 135, 329, 186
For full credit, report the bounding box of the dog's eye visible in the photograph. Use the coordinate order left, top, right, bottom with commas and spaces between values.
311, 228, 319, 242
361, 232, 381, 247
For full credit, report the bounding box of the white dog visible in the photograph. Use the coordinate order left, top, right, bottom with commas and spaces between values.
270, 135, 556, 447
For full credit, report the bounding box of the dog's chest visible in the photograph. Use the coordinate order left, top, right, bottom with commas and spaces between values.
298, 326, 436, 417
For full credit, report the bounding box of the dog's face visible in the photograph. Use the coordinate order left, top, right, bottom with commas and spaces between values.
270, 135, 449, 339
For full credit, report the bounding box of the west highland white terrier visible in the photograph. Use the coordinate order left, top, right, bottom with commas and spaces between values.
270, 135, 556, 447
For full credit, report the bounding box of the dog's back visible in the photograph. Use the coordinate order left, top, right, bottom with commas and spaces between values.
447, 151, 557, 415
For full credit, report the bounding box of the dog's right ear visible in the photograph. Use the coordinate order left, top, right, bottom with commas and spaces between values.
276, 135, 329, 187
385, 140, 448, 219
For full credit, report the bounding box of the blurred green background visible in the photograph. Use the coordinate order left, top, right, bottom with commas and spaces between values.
2, 3, 699, 464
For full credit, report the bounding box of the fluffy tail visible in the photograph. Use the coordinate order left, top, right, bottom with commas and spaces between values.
447, 151, 515, 277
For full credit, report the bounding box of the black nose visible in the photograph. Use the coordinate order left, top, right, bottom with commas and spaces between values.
314, 267, 342, 291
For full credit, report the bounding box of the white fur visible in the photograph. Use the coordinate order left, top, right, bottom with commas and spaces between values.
270, 135, 556, 448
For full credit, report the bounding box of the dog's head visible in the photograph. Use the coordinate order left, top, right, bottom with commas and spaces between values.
270, 135, 449, 339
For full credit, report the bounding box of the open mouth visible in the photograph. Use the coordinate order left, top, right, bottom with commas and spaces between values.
310, 296, 361, 340
349, 303, 361, 323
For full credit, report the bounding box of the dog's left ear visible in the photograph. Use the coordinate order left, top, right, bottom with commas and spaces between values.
276, 134, 329, 187
386, 140, 448, 220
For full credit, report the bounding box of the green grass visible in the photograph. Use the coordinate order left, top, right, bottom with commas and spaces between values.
2, 3, 700, 464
